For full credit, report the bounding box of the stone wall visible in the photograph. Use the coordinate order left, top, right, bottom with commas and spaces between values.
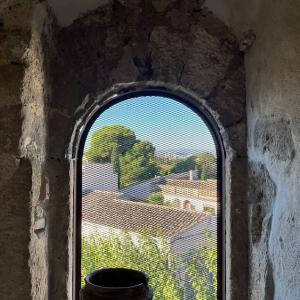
207, 0, 300, 299
0, 1, 44, 299
245, 2, 300, 298
120, 172, 189, 200
0, 1, 248, 299
1, 1, 298, 299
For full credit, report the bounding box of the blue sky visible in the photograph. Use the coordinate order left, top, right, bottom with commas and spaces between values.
85, 96, 216, 153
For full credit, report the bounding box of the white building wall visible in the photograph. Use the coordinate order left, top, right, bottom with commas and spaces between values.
120, 172, 190, 200
169, 215, 217, 256
163, 193, 205, 211
120, 177, 163, 200
82, 163, 118, 193
162, 192, 218, 213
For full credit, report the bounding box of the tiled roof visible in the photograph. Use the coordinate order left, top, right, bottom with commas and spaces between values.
158, 179, 218, 201
164, 179, 217, 190
82, 191, 207, 238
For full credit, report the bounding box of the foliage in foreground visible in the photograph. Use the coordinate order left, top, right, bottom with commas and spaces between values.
81, 231, 217, 300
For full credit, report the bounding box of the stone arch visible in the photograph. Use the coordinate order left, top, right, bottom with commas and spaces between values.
69, 82, 246, 299
71, 85, 224, 298
40, 2, 248, 299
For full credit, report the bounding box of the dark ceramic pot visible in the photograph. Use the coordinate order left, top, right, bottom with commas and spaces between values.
80, 268, 153, 300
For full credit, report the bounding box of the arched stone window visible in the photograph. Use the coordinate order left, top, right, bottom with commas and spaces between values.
0, 2, 249, 300
73, 89, 224, 299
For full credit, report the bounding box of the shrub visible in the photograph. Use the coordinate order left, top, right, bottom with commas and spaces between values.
147, 193, 165, 205
81, 231, 217, 300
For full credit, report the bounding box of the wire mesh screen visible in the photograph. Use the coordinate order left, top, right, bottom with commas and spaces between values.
80, 96, 220, 299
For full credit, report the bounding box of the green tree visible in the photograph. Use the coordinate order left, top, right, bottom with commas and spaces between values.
147, 193, 165, 205
85, 125, 161, 187
111, 146, 121, 187
119, 141, 159, 187
170, 157, 196, 174
85, 125, 136, 163
200, 166, 207, 180
159, 169, 169, 176
195, 152, 217, 179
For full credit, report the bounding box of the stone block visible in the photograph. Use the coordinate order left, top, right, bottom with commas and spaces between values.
254, 117, 295, 163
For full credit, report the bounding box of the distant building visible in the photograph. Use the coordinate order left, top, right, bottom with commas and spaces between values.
81, 163, 218, 214
155, 152, 193, 161
119, 171, 192, 201
82, 163, 118, 194
158, 176, 218, 213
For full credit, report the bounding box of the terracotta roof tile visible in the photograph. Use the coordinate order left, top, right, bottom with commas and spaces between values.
82, 191, 207, 238
164, 179, 217, 190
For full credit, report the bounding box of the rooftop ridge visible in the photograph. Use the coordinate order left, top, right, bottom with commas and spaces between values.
82, 191, 210, 238
87, 191, 207, 216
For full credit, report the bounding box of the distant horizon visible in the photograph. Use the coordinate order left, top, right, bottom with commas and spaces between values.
154, 148, 216, 156
85, 96, 216, 154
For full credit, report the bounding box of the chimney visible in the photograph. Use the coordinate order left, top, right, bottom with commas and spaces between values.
189, 170, 198, 181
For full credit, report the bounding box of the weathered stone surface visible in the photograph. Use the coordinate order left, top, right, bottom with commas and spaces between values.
181, 24, 234, 96
48, 0, 112, 26
0, 153, 20, 183
0, 30, 30, 64
254, 117, 295, 163
230, 0, 300, 297
223, 119, 247, 157
249, 163, 276, 243
206, 54, 246, 128
0, 158, 32, 300
0, 0, 36, 31
166, 8, 190, 31
152, 0, 176, 13
248, 163, 276, 300
0, 104, 22, 150
150, 26, 186, 83
0, 5, 34, 299
226, 156, 249, 299
117, 0, 142, 8
0, 64, 24, 107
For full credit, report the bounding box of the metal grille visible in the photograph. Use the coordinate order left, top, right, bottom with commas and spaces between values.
79, 95, 221, 299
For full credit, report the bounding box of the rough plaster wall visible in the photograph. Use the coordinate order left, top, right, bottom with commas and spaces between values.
48, 0, 111, 27
0, 1, 36, 299
0, 1, 51, 299
207, 0, 300, 299
45, 1, 247, 299
20, 3, 50, 299
246, 2, 300, 298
